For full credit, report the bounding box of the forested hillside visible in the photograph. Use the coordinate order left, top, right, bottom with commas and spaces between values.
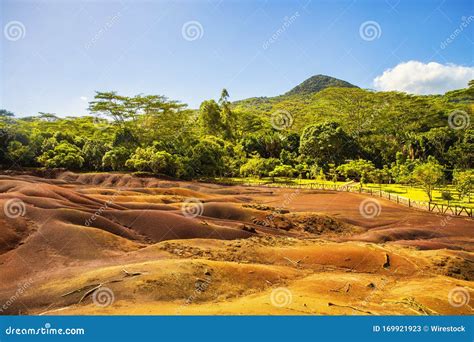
0, 76, 472, 188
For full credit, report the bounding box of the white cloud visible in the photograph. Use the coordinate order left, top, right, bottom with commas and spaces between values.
80, 96, 88, 102
373, 61, 474, 95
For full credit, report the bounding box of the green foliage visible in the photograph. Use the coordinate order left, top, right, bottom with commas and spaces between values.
453, 170, 473, 201
37, 141, 84, 169
390, 153, 420, 184
337, 159, 375, 186
7, 140, 36, 165
190, 137, 226, 177
299, 121, 358, 165
199, 91, 235, 140
441, 191, 453, 203
240, 156, 279, 178
0, 80, 472, 185
126, 147, 157, 171
102, 147, 130, 171
270, 164, 295, 178
126, 147, 181, 176
411, 159, 444, 202
82, 139, 110, 170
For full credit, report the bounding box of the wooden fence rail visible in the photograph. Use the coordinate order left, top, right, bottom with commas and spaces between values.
208, 179, 473, 218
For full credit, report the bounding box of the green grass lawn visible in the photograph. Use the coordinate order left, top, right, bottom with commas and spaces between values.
213, 177, 473, 209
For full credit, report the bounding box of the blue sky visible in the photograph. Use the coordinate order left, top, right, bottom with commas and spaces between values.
1, 0, 473, 117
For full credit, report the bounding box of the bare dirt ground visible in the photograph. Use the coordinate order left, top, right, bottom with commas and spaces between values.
0, 172, 473, 315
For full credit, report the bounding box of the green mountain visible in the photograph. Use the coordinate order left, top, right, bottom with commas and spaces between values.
285, 74, 358, 96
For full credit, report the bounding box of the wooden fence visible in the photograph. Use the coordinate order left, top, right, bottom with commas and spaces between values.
209, 179, 473, 218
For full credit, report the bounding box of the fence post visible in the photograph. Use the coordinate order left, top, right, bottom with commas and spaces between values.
408, 198, 411, 207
